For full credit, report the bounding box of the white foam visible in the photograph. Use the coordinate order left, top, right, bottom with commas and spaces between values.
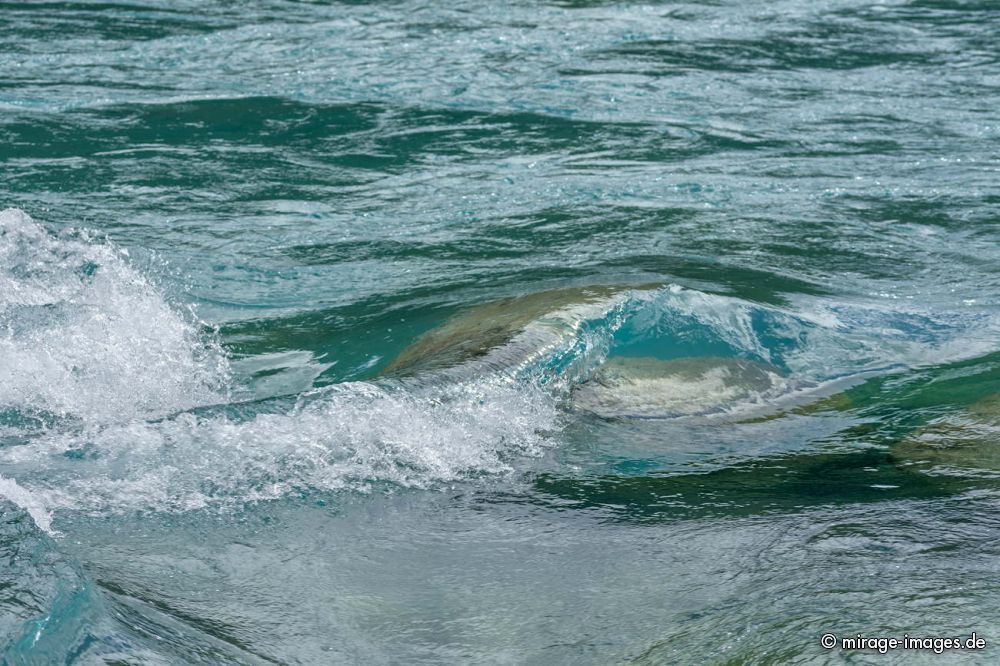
0, 376, 558, 515
0, 208, 229, 423
1, 222, 994, 521
0, 210, 562, 517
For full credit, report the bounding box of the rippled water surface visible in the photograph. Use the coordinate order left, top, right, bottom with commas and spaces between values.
2, 0, 999, 663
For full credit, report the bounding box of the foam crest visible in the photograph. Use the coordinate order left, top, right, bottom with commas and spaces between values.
0, 376, 558, 515
0, 209, 229, 424
1, 241, 990, 520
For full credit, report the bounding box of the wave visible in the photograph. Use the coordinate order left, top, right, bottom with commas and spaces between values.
0, 500, 99, 661
0, 208, 229, 425
1, 377, 557, 516
0, 209, 995, 522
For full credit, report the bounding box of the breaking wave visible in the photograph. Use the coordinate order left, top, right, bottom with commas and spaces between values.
1, 209, 994, 524
0, 208, 229, 425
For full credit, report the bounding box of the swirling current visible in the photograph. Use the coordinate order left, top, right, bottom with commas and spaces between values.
1, 1, 999, 664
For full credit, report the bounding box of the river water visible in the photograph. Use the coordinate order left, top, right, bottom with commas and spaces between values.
1, 1, 999, 663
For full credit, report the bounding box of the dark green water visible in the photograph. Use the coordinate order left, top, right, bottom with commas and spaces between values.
1, 1, 999, 663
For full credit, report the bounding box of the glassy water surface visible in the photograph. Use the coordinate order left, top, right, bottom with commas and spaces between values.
1, 0, 999, 663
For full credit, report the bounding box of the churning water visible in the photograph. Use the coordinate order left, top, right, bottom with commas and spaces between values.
2, 1, 1000, 663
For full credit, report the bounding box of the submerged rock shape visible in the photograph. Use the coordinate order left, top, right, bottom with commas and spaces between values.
571, 356, 787, 418
383, 285, 646, 376
383, 285, 807, 419
891, 393, 1000, 472
533, 447, 966, 524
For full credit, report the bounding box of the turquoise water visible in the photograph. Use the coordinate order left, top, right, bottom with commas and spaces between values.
2, 0, 1000, 663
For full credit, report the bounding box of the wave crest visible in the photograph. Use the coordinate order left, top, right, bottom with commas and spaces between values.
0, 208, 229, 424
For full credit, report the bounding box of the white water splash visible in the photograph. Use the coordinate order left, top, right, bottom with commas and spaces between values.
0, 208, 229, 423
0, 377, 558, 516
0, 214, 993, 520
0, 210, 560, 518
